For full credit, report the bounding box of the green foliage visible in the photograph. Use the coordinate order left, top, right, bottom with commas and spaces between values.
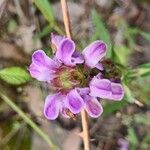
91, 10, 112, 58
133, 63, 150, 78
1, 122, 32, 150
42, 46, 53, 57
122, 63, 150, 103
33, 0, 63, 34
139, 31, 150, 41
34, 25, 52, 39
134, 114, 150, 125
0, 67, 31, 85
103, 100, 127, 117
112, 45, 130, 66
7, 19, 18, 33
141, 135, 150, 150
0, 91, 59, 150
125, 63, 150, 80
33, 0, 54, 26
131, 76, 150, 104
127, 128, 139, 150
122, 114, 150, 150
125, 26, 137, 48
123, 83, 135, 103
126, 27, 150, 47
137, 63, 150, 77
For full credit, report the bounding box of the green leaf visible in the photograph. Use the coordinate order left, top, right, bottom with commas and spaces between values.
33, 0, 54, 26
126, 63, 150, 79
33, 0, 63, 34
103, 100, 127, 117
34, 25, 52, 39
42, 46, 53, 57
141, 134, 150, 150
0, 91, 59, 150
127, 128, 138, 150
126, 26, 137, 48
112, 45, 130, 66
123, 83, 135, 103
139, 31, 150, 41
136, 63, 150, 77
91, 9, 112, 58
0, 67, 31, 85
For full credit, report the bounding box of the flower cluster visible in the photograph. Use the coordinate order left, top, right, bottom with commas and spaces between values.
29, 33, 124, 120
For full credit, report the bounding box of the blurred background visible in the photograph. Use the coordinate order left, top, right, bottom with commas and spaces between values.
0, 0, 150, 150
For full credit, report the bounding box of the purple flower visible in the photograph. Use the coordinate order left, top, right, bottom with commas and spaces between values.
118, 138, 129, 150
89, 77, 124, 101
29, 33, 124, 120
82, 40, 107, 70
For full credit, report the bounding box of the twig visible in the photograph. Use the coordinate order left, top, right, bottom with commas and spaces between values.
60, 0, 90, 150
60, 0, 72, 38
134, 99, 144, 107
81, 110, 90, 150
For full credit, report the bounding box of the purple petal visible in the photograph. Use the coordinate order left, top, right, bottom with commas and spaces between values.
71, 51, 84, 64
51, 33, 65, 49
76, 87, 90, 96
32, 50, 53, 68
84, 95, 103, 118
95, 73, 103, 79
29, 63, 55, 82
118, 138, 129, 150
110, 83, 124, 100
43, 93, 61, 120
29, 50, 58, 82
59, 95, 70, 118
90, 77, 124, 101
66, 89, 84, 114
82, 40, 107, 68
56, 38, 76, 66
90, 78, 112, 99
95, 63, 104, 71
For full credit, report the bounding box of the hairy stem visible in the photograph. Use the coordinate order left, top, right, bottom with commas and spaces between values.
60, 0, 90, 149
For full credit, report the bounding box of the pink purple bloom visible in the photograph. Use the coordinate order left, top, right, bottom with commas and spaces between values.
118, 138, 129, 150
29, 33, 124, 120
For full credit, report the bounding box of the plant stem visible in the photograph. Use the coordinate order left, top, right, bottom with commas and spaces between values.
60, 0, 72, 38
0, 91, 59, 150
60, 0, 90, 149
81, 110, 90, 150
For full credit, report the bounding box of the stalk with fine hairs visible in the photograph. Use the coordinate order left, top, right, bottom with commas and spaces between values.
60, 0, 90, 149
